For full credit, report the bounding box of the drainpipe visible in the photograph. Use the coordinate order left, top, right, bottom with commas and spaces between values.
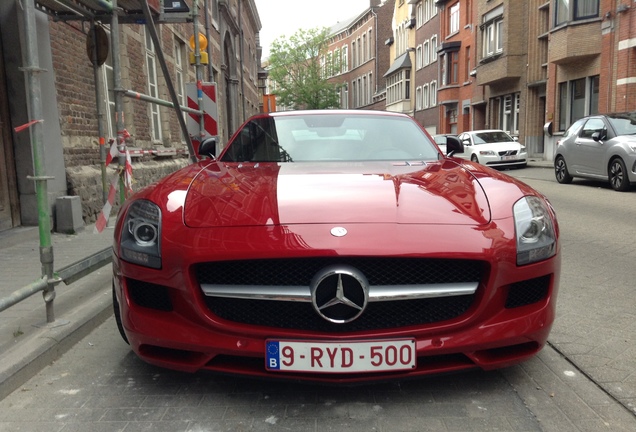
21, 0, 55, 322
90, 22, 108, 204
239, 0, 246, 122
371, 7, 378, 97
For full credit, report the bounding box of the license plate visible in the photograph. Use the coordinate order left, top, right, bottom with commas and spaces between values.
502, 155, 516, 160
265, 339, 416, 373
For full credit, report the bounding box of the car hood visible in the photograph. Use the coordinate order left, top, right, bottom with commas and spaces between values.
183, 160, 491, 228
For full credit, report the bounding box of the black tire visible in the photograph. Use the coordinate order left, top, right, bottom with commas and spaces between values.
112, 283, 129, 344
471, 154, 479, 164
609, 158, 630, 191
554, 156, 573, 184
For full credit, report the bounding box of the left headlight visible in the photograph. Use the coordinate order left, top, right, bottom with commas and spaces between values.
514, 196, 557, 266
120, 199, 162, 269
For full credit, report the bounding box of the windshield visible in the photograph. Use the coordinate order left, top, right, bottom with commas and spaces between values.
221, 113, 439, 162
608, 113, 636, 136
472, 131, 515, 144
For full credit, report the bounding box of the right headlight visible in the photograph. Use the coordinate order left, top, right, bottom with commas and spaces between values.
119, 199, 162, 269
514, 196, 557, 266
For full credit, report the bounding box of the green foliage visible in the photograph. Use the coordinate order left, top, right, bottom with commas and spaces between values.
267, 27, 343, 110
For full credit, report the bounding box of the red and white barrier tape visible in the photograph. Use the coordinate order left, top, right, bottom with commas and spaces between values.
94, 173, 119, 233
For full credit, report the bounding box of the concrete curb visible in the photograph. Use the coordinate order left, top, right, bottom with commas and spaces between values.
0, 284, 112, 400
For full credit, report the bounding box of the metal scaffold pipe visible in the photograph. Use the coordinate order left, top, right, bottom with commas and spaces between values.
20, 0, 55, 323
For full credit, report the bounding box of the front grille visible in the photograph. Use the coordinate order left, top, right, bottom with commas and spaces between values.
195, 258, 484, 332
498, 150, 518, 156
505, 275, 550, 308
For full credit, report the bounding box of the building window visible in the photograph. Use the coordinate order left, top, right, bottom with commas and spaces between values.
557, 75, 600, 131
500, 93, 520, 135
575, 0, 599, 19
145, 28, 162, 142
342, 45, 349, 72
555, 0, 599, 26
423, 40, 430, 65
449, 2, 460, 35
450, 51, 459, 84
416, 45, 423, 69
342, 83, 349, 109
99, 32, 116, 139
430, 80, 437, 106
464, 46, 471, 82
448, 108, 458, 134
368, 30, 373, 60
416, 86, 423, 110
352, 41, 356, 68
334, 48, 340, 75
431, 35, 438, 62
442, 51, 459, 86
417, 2, 423, 27
483, 18, 503, 57
174, 38, 186, 126
423, 84, 429, 108
387, 70, 413, 105
362, 34, 367, 63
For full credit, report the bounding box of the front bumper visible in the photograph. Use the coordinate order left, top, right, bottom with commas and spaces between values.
113, 237, 560, 383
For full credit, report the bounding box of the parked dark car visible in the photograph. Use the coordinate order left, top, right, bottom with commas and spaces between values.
112, 110, 560, 383
554, 112, 636, 191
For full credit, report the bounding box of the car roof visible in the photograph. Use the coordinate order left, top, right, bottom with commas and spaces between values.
462, 129, 507, 134
266, 109, 410, 119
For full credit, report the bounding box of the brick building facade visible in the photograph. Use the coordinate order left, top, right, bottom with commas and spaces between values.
0, 0, 263, 232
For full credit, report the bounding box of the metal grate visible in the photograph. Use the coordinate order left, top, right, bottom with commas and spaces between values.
127, 278, 173, 311
505, 275, 550, 308
195, 257, 485, 287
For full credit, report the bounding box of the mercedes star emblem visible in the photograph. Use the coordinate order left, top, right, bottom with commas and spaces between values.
310, 265, 369, 323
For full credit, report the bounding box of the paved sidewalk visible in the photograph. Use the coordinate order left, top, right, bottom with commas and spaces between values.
0, 221, 114, 399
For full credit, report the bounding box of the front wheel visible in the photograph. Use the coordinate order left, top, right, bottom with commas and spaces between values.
470, 154, 479, 164
554, 156, 573, 184
609, 158, 630, 191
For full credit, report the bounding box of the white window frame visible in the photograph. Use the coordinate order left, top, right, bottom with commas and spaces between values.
423, 84, 429, 109
449, 2, 460, 35
423, 40, 430, 66
342, 45, 349, 72
430, 80, 437, 106
431, 35, 438, 62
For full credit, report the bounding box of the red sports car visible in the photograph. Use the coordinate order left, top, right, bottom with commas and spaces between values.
112, 110, 560, 383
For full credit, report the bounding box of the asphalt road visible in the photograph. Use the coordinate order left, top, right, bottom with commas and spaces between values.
1, 165, 635, 431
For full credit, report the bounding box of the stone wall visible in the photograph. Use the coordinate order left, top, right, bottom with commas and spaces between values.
65, 157, 190, 226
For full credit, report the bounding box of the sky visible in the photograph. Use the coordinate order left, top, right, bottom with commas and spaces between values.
254, 0, 373, 59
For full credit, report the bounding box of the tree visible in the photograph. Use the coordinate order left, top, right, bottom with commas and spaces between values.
267, 27, 342, 110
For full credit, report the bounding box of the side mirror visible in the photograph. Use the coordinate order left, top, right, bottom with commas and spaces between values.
198, 137, 217, 159
446, 136, 464, 156
591, 130, 606, 142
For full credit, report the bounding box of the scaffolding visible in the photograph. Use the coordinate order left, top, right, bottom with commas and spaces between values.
11, 0, 208, 324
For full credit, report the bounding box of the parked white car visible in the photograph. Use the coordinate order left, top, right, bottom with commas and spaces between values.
457, 130, 527, 169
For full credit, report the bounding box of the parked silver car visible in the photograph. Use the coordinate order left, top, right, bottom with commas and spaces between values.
554, 112, 636, 191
